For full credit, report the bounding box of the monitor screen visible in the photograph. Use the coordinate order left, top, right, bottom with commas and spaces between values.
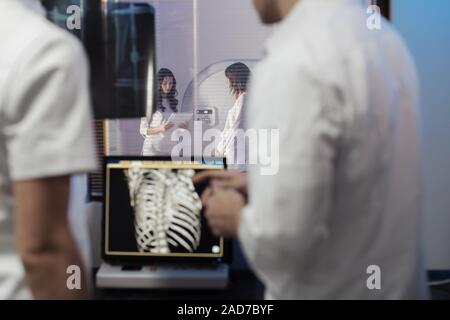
102, 157, 230, 264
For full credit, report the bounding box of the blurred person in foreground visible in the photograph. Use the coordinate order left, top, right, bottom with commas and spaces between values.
194, 0, 428, 299
0, 0, 96, 299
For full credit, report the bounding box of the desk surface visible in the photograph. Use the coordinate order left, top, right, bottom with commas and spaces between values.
94, 270, 265, 300
94, 269, 450, 300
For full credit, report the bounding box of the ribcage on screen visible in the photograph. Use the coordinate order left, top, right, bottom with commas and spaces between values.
125, 168, 202, 253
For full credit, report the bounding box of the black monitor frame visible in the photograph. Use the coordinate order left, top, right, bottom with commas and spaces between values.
370, 0, 390, 19
101, 156, 232, 266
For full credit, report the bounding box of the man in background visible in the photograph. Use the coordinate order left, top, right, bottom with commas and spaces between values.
196, 0, 429, 299
0, 0, 96, 299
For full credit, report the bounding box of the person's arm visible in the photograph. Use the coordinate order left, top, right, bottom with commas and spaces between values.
215, 111, 232, 156
231, 94, 245, 132
142, 114, 173, 135
140, 117, 168, 135
140, 118, 149, 137
4, 31, 97, 299
13, 177, 89, 299
147, 122, 173, 135
147, 127, 161, 134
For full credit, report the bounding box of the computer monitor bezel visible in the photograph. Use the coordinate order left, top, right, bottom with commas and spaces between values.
102, 156, 232, 266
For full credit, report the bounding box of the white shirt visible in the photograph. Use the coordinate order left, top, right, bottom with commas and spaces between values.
140, 99, 176, 156
0, 0, 96, 299
216, 93, 246, 167
239, 0, 428, 299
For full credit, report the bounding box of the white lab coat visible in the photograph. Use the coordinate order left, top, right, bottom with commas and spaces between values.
0, 0, 96, 299
140, 103, 175, 156
239, 0, 428, 299
216, 93, 246, 168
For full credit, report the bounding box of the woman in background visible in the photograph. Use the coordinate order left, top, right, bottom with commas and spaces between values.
141, 68, 183, 155
216, 62, 251, 168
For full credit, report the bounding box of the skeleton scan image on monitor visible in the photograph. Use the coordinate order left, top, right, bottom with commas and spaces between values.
104, 158, 225, 260
125, 168, 202, 254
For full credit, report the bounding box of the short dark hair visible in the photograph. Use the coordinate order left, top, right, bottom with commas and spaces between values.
225, 63, 251, 98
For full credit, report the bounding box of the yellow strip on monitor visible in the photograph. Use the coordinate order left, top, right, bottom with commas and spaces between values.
107, 160, 223, 170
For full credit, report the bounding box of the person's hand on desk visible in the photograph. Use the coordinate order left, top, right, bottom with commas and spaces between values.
202, 182, 245, 238
193, 171, 248, 200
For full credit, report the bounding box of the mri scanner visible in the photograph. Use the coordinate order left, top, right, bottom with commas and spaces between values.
181, 60, 258, 133
103, 60, 258, 157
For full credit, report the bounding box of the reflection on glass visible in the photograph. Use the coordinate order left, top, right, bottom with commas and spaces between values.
44, 0, 156, 119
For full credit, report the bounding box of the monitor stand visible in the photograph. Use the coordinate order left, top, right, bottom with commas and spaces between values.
96, 263, 229, 289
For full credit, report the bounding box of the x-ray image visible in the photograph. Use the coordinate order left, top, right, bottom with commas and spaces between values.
125, 168, 202, 254
44, 0, 156, 119
106, 167, 222, 256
